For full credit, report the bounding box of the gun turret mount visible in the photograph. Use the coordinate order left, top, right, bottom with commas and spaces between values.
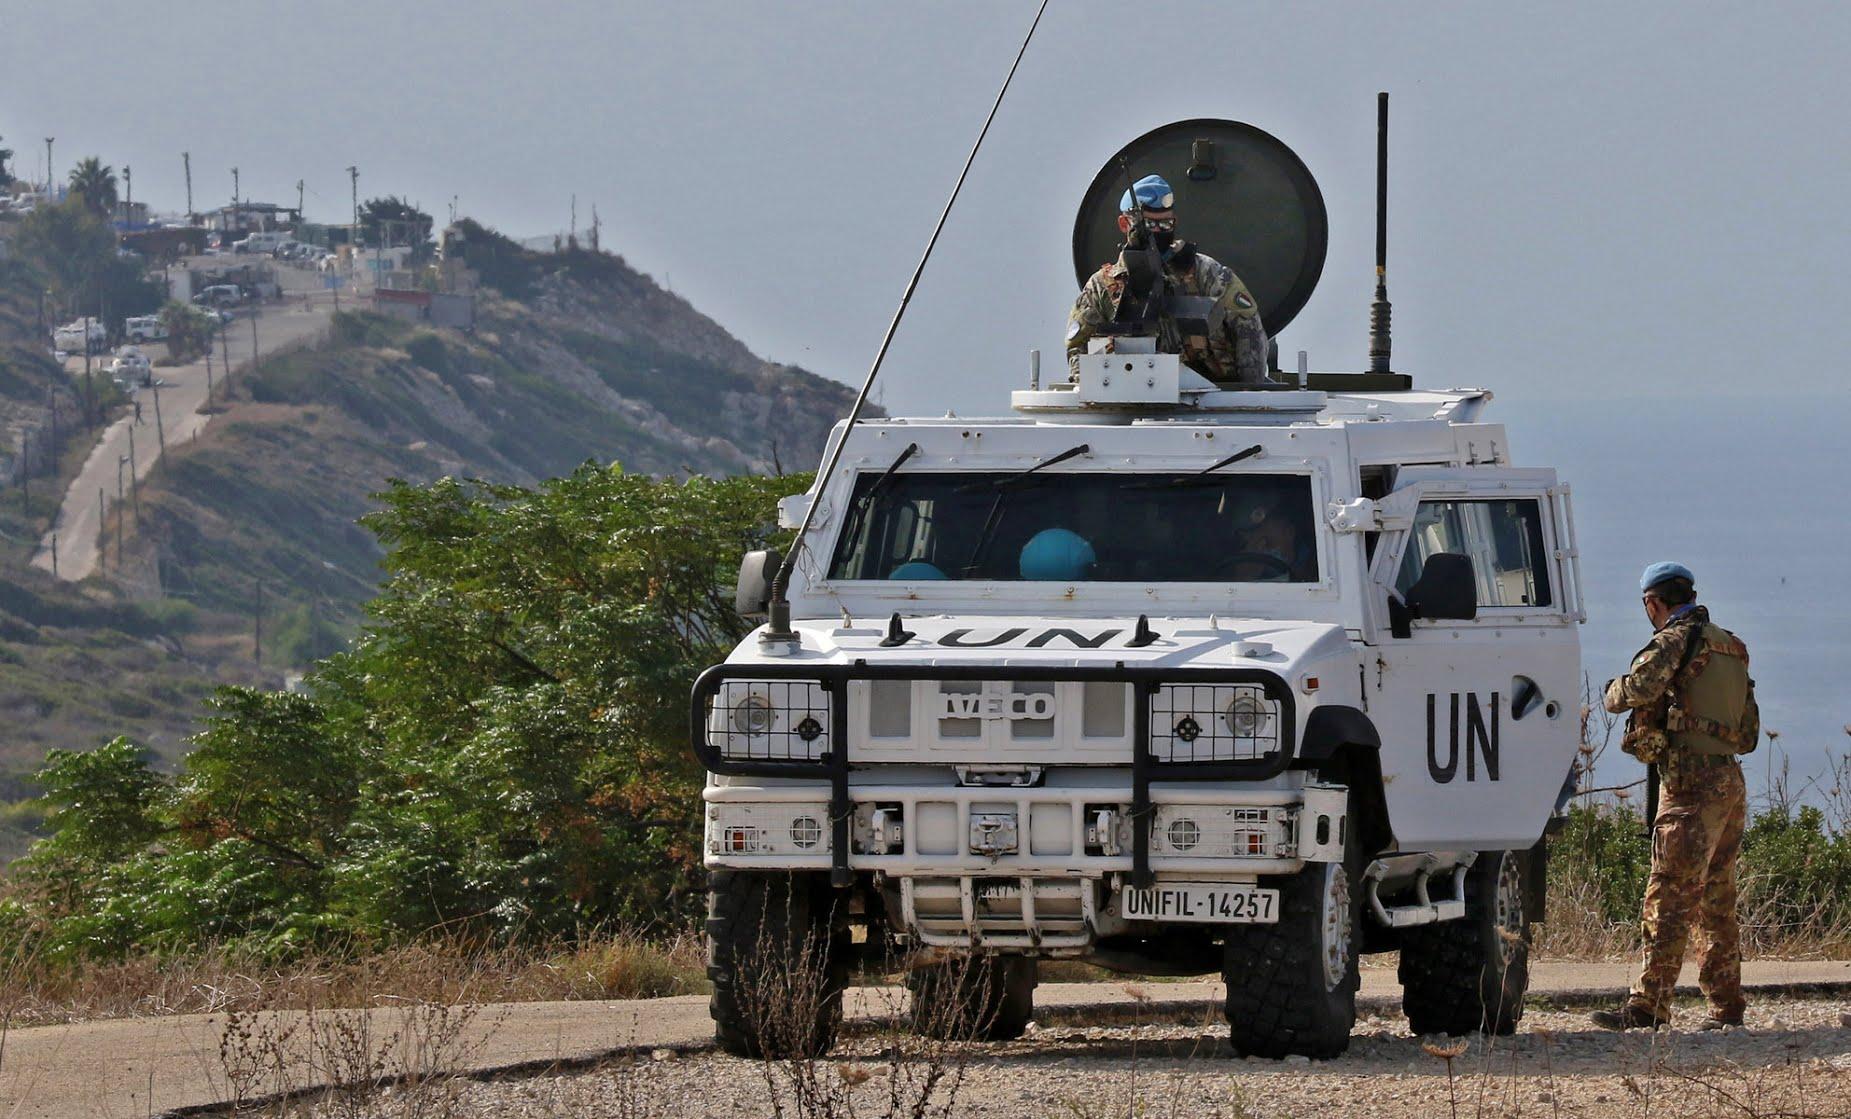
1072, 119, 1329, 339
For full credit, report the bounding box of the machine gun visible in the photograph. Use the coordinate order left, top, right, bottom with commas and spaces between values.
1096, 158, 1218, 348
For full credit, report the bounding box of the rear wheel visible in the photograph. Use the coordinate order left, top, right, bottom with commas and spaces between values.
707, 870, 849, 1058
1222, 854, 1360, 1059
907, 955, 1036, 1041
1398, 850, 1531, 1036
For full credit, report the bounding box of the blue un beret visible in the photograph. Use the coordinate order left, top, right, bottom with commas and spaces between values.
1119, 174, 1175, 213
1639, 561, 1695, 593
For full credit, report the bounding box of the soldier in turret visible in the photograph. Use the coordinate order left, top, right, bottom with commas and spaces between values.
1592, 562, 1759, 1032
1065, 174, 1270, 385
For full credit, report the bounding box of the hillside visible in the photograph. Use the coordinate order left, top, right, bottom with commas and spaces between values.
0, 225, 858, 799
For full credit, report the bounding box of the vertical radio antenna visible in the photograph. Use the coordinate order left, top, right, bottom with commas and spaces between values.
1368, 92, 1393, 374
761, 0, 1050, 646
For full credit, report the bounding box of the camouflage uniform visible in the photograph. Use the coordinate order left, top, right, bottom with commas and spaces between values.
1065, 249, 1269, 385
1604, 606, 1757, 1021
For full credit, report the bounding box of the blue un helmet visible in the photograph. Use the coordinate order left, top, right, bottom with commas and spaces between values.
1639, 561, 1695, 594
1019, 528, 1096, 581
1119, 174, 1175, 213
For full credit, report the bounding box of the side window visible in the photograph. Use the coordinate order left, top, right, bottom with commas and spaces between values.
1395, 499, 1553, 608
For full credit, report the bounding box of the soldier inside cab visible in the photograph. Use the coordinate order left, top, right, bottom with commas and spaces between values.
1065, 173, 1270, 386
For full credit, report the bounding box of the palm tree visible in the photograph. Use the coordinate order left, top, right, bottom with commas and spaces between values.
68, 157, 118, 216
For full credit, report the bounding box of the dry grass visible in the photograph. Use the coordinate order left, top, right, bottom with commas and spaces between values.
0, 929, 706, 1028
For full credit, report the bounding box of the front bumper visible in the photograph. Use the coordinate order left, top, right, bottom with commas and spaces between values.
692, 662, 1301, 888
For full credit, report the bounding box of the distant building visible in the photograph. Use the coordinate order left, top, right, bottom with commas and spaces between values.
110, 200, 153, 231
208, 202, 301, 235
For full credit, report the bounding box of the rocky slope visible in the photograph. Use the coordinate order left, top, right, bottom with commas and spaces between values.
0, 225, 859, 786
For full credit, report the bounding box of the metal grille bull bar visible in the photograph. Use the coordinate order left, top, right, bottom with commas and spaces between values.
690, 663, 1296, 888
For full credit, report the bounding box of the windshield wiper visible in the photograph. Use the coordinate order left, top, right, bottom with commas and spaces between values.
837, 442, 919, 556
955, 443, 1091, 492
1123, 443, 1264, 490
1197, 443, 1264, 475
959, 443, 1091, 574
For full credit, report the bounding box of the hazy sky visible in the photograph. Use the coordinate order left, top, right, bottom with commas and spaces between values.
5, 1, 1849, 415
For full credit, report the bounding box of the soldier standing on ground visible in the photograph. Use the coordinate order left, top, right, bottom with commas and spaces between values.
1592, 562, 1759, 1031
1065, 174, 1270, 385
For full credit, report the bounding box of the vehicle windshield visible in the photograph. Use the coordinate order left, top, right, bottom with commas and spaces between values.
827, 471, 1319, 583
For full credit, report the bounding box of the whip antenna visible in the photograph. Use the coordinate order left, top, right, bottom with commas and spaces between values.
1367, 92, 1393, 374
761, 0, 1051, 645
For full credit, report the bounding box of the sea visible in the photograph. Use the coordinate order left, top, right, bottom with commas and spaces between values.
1513, 394, 1851, 807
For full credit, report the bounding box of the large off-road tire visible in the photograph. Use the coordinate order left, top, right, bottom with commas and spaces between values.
707, 870, 849, 1058
1222, 855, 1361, 1059
907, 955, 1036, 1041
1398, 849, 1532, 1036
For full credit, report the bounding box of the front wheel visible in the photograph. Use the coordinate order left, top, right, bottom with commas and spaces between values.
1222, 856, 1360, 1059
1398, 850, 1532, 1036
707, 870, 849, 1058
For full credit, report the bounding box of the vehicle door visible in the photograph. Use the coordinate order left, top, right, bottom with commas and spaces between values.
1361, 468, 1584, 850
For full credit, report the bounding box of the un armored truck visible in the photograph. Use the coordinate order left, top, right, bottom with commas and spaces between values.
691, 117, 1585, 1060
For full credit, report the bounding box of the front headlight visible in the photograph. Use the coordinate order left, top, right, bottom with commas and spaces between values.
1149, 683, 1282, 763
707, 680, 831, 761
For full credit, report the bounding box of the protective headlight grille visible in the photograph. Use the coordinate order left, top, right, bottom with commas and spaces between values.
1149, 683, 1281, 764
706, 679, 831, 761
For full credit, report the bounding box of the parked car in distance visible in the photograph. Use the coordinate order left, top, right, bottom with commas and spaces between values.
193, 284, 243, 308
52, 320, 107, 354
125, 314, 168, 343
110, 347, 153, 384
233, 231, 289, 254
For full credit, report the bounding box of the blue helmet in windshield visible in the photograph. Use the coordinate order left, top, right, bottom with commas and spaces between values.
888, 561, 948, 580
1019, 528, 1096, 581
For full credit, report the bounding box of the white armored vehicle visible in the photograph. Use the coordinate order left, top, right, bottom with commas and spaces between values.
695, 110, 1584, 1059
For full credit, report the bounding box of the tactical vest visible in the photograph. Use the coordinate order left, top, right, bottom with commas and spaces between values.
1667, 623, 1758, 756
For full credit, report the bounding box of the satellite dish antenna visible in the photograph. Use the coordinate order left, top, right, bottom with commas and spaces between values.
1072, 119, 1328, 337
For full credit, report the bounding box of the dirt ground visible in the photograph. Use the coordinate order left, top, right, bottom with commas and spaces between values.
369, 995, 1851, 1118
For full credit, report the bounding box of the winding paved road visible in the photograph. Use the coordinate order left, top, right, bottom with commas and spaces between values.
28, 263, 354, 582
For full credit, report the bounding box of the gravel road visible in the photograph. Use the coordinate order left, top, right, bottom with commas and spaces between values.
445, 995, 1851, 1118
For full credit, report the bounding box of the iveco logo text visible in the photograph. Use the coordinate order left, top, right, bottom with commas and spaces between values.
939, 693, 1056, 720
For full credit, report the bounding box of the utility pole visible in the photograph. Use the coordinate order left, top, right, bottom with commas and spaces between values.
115, 456, 126, 567
43, 138, 53, 197
81, 313, 93, 424
183, 151, 193, 220
230, 166, 239, 234
127, 427, 140, 525
347, 166, 358, 247
123, 164, 131, 226
218, 308, 232, 393
296, 178, 304, 222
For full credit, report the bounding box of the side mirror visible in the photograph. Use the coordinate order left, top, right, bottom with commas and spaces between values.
1387, 552, 1478, 637
735, 549, 782, 620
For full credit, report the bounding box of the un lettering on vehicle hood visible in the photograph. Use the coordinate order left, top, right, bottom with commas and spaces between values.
730, 616, 1356, 675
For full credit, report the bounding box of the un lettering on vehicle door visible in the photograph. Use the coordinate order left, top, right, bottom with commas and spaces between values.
1363, 474, 1584, 849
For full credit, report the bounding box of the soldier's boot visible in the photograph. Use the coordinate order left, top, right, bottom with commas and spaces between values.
1589, 1004, 1669, 1031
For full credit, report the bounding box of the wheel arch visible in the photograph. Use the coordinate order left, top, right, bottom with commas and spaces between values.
1295, 705, 1395, 857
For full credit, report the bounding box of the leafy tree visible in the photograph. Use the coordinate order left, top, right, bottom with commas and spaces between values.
358, 195, 433, 253
159, 300, 212, 361
13, 199, 114, 300
15, 465, 804, 956
67, 156, 118, 217
14, 200, 161, 336
0, 136, 14, 188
